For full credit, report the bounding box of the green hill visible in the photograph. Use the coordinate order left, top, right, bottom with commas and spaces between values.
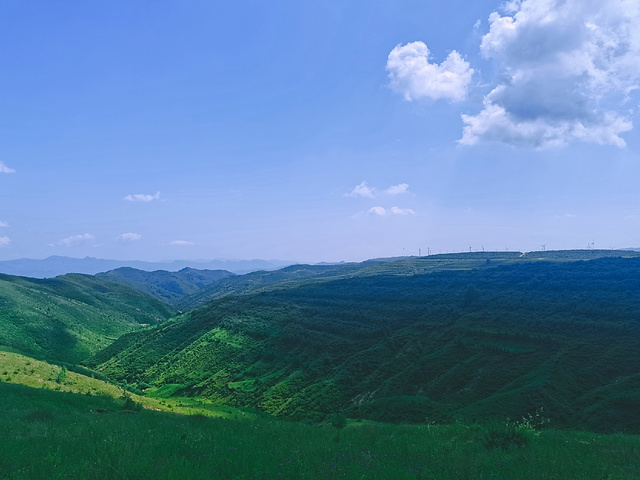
175, 250, 640, 310
0, 273, 176, 363
175, 251, 528, 310
89, 255, 640, 433
96, 267, 235, 307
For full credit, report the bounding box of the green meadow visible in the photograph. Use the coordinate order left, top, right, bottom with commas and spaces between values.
1, 379, 638, 480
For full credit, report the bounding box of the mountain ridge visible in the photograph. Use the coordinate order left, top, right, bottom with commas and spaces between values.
0, 255, 294, 278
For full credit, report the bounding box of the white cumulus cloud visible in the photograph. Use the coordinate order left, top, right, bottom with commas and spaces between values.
387, 41, 474, 101
124, 191, 160, 202
0, 162, 15, 173
0, 236, 10, 247
169, 240, 194, 246
57, 233, 94, 247
385, 183, 410, 195
368, 206, 416, 216
368, 206, 387, 216
116, 232, 142, 242
390, 206, 416, 216
461, 0, 640, 148
345, 181, 375, 198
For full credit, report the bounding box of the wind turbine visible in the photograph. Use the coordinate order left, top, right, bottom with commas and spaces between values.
541, 244, 546, 252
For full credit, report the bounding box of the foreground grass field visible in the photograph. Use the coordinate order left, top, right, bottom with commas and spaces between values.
1, 380, 638, 480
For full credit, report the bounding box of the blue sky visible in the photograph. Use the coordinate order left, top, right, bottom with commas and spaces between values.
1, 0, 639, 263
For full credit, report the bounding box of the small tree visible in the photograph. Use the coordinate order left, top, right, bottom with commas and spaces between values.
330, 413, 347, 442
120, 393, 142, 412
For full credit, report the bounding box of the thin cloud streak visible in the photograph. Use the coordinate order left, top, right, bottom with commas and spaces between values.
124, 192, 161, 202
57, 233, 94, 247
0, 162, 15, 173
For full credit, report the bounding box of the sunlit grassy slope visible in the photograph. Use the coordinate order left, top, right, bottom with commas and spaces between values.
0, 350, 255, 418
90, 254, 640, 433
0, 273, 176, 363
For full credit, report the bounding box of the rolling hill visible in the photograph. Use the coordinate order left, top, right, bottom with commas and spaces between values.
174, 249, 640, 310
0, 273, 176, 364
88, 253, 640, 433
96, 267, 235, 307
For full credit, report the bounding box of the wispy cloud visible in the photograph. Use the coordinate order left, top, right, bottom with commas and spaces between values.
460, 0, 640, 148
368, 206, 416, 216
345, 181, 375, 198
0, 162, 16, 173
124, 191, 160, 202
0, 221, 8, 228
347, 182, 410, 198
0, 236, 10, 247
57, 233, 94, 247
169, 240, 194, 246
116, 232, 142, 242
384, 183, 409, 195
387, 41, 474, 102
390, 206, 415, 216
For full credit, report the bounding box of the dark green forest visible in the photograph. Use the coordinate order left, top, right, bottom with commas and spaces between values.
85, 254, 640, 433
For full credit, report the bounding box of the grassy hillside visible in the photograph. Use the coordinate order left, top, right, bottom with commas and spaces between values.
1, 378, 638, 479
0, 350, 256, 417
90, 255, 640, 433
0, 273, 176, 363
176, 250, 639, 310
175, 251, 524, 311
96, 267, 235, 307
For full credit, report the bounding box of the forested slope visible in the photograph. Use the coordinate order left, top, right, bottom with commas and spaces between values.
0, 273, 176, 363
89, 256, 640, 433
96, 267, 234, 307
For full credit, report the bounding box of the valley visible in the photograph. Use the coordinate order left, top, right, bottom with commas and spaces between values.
1, 250, 639, 478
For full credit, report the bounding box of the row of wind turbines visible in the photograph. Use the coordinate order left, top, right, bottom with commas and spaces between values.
403, 240, 600, 257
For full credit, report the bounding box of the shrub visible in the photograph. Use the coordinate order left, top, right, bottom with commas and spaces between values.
24, 409, 54, 423
515, 407, 550, 434
119, 393, 142, 412
482, 424, 528, 450
330, 412, 347, 429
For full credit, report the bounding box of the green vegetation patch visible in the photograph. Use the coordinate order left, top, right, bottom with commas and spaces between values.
93, 256, 640, 433
1, 381, 639, 480
0, 273, 176, 364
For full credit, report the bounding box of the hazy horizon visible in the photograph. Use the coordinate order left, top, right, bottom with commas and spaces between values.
2, 1, 639, 264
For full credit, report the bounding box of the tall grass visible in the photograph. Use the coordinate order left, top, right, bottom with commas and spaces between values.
1, 382, 638, 480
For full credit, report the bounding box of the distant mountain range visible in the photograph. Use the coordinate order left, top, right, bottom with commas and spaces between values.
0, 256, 294, 278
